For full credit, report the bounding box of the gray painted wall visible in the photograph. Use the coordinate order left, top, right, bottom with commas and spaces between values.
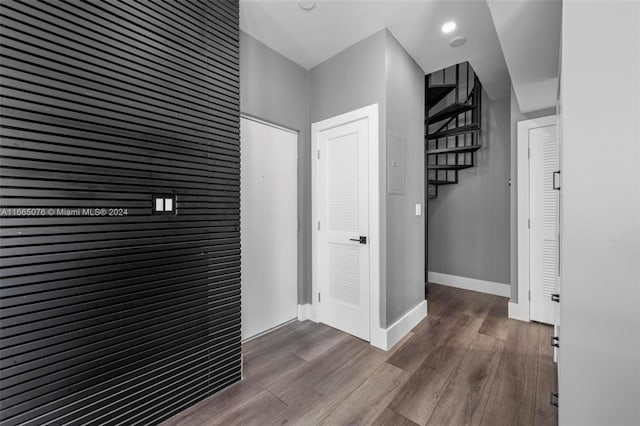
309, 31, 386, 124
243, 28, 425, 329
428, 90, 511, 285
239, 31, 311, 303
559, 1, 639, 424
384, 32, 426, 326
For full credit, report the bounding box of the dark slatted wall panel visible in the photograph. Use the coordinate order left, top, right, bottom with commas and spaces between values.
0, 0, 241, 424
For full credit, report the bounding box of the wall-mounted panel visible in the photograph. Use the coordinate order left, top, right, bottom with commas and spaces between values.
0, 0, 241, 424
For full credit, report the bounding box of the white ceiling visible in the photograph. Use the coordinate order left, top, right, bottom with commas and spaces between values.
240, 0, 512, 100
487, 0, 562, 113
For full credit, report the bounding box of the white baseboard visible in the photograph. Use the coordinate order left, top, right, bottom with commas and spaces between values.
297, 304, 317, 322
428, 271, 511, 297
300, 301, 427, 352
242, 318, 297, 343
370, 300, 428, 351
508, 301, 530, 322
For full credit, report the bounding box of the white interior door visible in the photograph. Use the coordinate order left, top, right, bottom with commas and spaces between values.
240, 117, 297, 340
317, 118, 370, 341
529, 123, 559, 324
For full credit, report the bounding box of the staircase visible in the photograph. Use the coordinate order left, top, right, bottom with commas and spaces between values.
425, 62, 482, 199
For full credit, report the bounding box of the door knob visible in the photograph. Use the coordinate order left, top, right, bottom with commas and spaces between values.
349, 236, 367, 244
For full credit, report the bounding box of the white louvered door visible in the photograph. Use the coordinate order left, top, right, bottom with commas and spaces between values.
317, 118, 370, 340
529, 124, 559, 324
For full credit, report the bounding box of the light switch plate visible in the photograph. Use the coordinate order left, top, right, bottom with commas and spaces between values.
153, 194, 177, 215
415, 203, 422, 216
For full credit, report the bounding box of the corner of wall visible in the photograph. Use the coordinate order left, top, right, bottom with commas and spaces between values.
382, 32, 425, 328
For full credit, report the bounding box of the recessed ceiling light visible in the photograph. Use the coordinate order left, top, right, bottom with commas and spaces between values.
449, 36, 467, 48
441, 21, 456, 34
298, 0, 316, 11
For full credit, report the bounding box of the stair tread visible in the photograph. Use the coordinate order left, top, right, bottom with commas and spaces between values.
426, 84, 456, 109
428, 163, 474, 170
426, 144, 481, 155
428, 123, 480, 140
428, 179, 458, 185
427, 102, 474, 124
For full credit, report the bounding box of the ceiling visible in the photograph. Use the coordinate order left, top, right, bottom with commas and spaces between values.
240, 0, 562, 108
487, 0, 562, 113
240, 0, 511, 100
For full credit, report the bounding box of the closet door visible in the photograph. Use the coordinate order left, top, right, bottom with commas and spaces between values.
240, 117, 298, 340
529, 121, 559, 325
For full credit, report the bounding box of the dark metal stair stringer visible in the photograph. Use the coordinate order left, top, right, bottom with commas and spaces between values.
424, 62, 483, 200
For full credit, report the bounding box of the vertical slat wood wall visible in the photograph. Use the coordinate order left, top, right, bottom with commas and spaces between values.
0, 0, 241, 424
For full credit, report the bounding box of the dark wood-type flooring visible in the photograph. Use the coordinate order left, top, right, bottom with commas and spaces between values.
162, 284, 558, 426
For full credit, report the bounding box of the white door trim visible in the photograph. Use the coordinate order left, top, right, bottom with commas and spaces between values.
510, 115, 556, 322
311, 104, 382, 348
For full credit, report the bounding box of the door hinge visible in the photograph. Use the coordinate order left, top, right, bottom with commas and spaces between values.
528, 290, 531, 301
317, 221, 320, 230
528, 147, 530, 158
551, 336, 560, 348
550, 392, 559, 408
318, 292, 321, 302
317, 149, 320, 159
528, 218, 531, 229
551, 293, 560, 303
